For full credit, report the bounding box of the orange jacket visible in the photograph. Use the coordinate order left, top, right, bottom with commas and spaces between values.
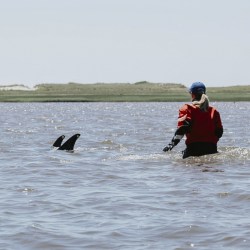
177, 104, 223, 145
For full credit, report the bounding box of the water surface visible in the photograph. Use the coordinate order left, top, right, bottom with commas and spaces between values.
0, 102, 249, 250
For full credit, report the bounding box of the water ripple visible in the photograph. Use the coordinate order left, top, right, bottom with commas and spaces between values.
0, 102, 250, 249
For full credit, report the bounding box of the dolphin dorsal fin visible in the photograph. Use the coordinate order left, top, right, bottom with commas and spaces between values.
58, 134, 80, 151
53, 135, 65, 147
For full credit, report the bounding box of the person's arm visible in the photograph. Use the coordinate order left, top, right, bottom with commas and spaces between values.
214, 110, 223, 139
163, 105, 191, 152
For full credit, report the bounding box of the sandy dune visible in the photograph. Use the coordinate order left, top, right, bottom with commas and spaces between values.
0, 85, 37, 91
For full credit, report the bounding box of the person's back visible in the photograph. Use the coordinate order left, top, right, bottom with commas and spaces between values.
163, 82, 223, 159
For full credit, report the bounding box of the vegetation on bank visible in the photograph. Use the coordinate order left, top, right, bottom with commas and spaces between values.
0, 82, 249, 102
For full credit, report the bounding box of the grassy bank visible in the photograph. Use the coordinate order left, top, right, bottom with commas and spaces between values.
0, 82, 249, 102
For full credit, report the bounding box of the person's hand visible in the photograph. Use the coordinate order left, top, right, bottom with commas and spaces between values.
163, 144, 174, 152
163, 138, 180, 152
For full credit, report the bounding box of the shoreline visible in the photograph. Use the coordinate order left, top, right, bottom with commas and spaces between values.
0, 85, 37, 91
0, 82, 249, 102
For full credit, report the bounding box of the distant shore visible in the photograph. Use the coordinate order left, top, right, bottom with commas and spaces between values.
0, 85, 37, 91
0, 82, 249, 102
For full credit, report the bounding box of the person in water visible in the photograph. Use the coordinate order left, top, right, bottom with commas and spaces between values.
163, 82, 223, 158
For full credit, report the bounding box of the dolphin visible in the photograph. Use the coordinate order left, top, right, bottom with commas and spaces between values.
53, 135, 65, 147
53, 134, 80, 151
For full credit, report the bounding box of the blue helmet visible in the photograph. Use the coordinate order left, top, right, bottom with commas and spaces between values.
189, 82, 206, 94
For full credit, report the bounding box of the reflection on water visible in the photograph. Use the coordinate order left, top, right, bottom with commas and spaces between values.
0, 102, 249, 250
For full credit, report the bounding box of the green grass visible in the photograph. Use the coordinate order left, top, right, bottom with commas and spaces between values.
206, 86, 250, 101
0, 82, 249, 102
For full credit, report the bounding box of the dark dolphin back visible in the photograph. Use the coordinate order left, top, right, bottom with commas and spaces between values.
53, 135, 65, 147
58, 134, 80, 150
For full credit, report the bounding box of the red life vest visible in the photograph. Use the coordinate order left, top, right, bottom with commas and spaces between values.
177, 104, 223, 145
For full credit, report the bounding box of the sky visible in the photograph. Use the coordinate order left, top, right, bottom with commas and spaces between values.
0, 0, 250, 87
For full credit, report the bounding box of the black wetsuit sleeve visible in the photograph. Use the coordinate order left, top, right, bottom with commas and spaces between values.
175, 120, 191, 135
214, 110, 223, 139
215, 127, 223, 138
